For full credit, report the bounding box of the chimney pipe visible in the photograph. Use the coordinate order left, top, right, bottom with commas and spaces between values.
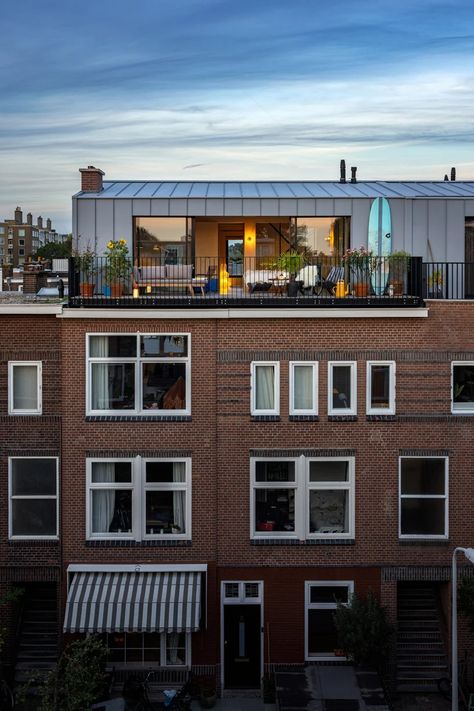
444, 174, 449, 181
46, 218, 52, 230
37, 216, 43, 229
27, 212, 33, 225
79, 165, 105, 192
350, 166, 357, 183
340, 159, 346, 184
451, 167, 456, 181
14, 207, 23, 224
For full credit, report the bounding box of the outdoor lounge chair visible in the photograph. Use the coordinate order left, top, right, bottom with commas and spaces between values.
315, 266, 345, 296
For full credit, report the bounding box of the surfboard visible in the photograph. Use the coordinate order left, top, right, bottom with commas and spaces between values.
368, 197, 392, 295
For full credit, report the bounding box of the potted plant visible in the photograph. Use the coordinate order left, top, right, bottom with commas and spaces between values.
274, 251, 305, 296
342, 246, 375, 297
388, 250, 411, 295
262, 674, 276, 710
197, 675, 217, 708
74, 245, 97, 297
104, 238, 132, 296
427, 269, 443, 298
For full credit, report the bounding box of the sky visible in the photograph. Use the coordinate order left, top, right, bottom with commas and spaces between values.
1, 0, 474, 233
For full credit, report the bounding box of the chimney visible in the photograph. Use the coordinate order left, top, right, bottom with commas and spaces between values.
26, 212, 33, 225
79, 165, 105, 192
14, 207, 23, 224
451, 167, 456, 181
444, 174, 449, 181
340, 159, 346, 184
46, 218, 52, 230
350, 166, 357, 183
37, 216, 43, 229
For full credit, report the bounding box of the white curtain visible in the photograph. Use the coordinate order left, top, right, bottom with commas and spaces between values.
255, 365, 274, 410
294, 366, 313, 410
172, 462, 185, 531
13, 365, 37, 410
91, 336, 109, 410
92, 462, 115, 533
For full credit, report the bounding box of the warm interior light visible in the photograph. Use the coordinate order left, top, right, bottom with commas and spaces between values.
146, 285, 152, 294
133, 287, 139, 298
245, 223, 256, 244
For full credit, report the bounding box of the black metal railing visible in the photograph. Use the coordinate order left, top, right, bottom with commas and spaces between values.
422, 262, 474, 299
68, 255, 426, 307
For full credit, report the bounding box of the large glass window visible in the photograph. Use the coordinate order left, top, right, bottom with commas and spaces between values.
295, 217, 350, 257
399, 457, 448, 538
452, 362, 474, 413
308, 459, 354, 538
8, 361, 42, 415
87, 334, 190, 415
366, 361, 395, 414
87, 458, 191, 540
253, 461, 296, 534
135, 217, 192, 264
328, 362, 357, 415
101, 632, 189, 666
289, 362, 318, 415
251, 362, 279, 415
305, 581, 353, 659
9, 458, 58, 538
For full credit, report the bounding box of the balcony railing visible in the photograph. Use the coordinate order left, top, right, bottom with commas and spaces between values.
67, 255, 429, 308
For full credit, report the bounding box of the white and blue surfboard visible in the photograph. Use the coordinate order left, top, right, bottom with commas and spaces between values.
368, 197, 392, 295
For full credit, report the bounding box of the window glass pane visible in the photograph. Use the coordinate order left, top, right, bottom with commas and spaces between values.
92, 490, 132, 533
145, 461, 185, 483
453, 365, 474, 406
255, 461, 295, 482
293, 366, 314, 410
13, 365, 38, 410
370, 365, 390, 408
308, 609, 339, 654
309, 460, 348, 482
12, 499, 56, 536
296, 217, 350, 257
166, 632, 186, 665
142, 363, 186, 410
332, 366, 351, 409
225, 583, 240, 598
91, 363, 135, 410
11, 459, 56, 496
136, 217, 191, 263
255, 488, 295, 532
255, 365, 275, 410
89, 335, 136, 358
141, 335, 187, 358
91, 461, 132, 483
245, 583, 259, 598
401, 498, 445, 536
401, 459, 445, 495
146, 490, 186, 534
144, 632, 161, 662
309, 491, 348, 534
310, 585, 349, 604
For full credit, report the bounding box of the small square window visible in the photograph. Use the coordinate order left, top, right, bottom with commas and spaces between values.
366, 361, 395, 414
328, 362, 357, 415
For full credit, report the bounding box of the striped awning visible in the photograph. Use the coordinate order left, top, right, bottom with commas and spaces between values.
63, 570, 202, 633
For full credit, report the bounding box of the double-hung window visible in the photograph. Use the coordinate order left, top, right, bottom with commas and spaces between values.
289, 362, 318, 415
328, 362, 357, 415
399, 457, 448, 539
251, 362, 279, 415
305, 581, 354, 660
9, 457, 58, 539
8, 361, 42, 415
87, 334, 190, 416
452, 362, 474, 413
251, 457, 355, 540
86, 457, 191, 541
101, 631, 189, 666
366, 361, 395, 414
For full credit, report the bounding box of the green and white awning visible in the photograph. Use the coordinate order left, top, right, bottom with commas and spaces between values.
63, 570, 202, 633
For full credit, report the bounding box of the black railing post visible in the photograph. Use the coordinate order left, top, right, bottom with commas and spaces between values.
68, 257, 77, 302
409, 257, 423, 301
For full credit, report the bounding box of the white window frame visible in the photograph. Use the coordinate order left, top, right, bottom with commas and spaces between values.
102, 631, 191, 668
306, 457, 355, 540
86, 457, 192, 541
328, 361, 357, 416
251, 361, 280, 416
8, 361, 42, 415
305, 580, 354, 661
86, 333, 191, 417
289, 361, 318, 415
8, 456, 59, 540
251, 456, 354, 541
398, 456, 448, 540
451, 361, 474, 414
366, 361, 395, 415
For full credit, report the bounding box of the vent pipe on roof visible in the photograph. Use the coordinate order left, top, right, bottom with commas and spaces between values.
339, 160, 346, 184
444, 174, 449, 181
451, 167, 456, 181
350, 166, 357, 183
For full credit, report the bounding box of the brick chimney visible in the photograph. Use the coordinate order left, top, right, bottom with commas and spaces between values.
26, 212, 33, 225
37, 216, 43, 229
79, 165, 105, 192
46, 218, 52, 230
14, 207, 23, 224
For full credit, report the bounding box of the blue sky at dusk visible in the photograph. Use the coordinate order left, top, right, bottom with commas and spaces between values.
1, 0, 473, 232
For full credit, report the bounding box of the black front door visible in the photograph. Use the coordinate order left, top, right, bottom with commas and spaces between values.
224, 604, 261, 688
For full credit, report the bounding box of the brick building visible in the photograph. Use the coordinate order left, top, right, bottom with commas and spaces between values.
1, 166, 474, 694
0, 207, 64, 266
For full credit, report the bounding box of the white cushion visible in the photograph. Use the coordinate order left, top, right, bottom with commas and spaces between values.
166, 264, 193, 280
296, 265, 320, 287
135, 265, 167, 281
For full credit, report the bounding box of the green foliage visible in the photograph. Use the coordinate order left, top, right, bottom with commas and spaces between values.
34, 236, 72, 260
0, 586, 24, 654
334, 590, 394, 668
274, 251, 305, 275
73, 243, 97, 281
31, 636, 108, 711
104, 238, 131, 282
459, 576, 474, 632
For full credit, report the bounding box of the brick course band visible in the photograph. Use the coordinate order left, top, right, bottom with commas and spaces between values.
0, 566, 60, 581
250, 449, 356, 457
85, 450, 193, 458
217, 350, 474, 362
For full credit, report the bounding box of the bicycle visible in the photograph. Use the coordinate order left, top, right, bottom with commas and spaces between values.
123, 672, 191, 711
0, 677, 15, 711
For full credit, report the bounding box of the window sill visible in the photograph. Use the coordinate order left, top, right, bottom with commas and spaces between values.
305, 538, 355, 545
366, 414, 396, 421
251, 537, 300, 545
86, 415, 192, 422
289, 415, 319, 421
250, 415, 281, 422
86, 539, 191, 547
399, 538, 450, 546
8, 538, 59, 546
327, 415, 358, 422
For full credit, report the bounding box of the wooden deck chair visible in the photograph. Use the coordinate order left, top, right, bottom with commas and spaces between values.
315, 266, 345, 296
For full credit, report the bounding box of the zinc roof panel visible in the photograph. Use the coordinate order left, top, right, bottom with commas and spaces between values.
153, 183, 178, 197
207, 183, 224, 198
189, 183, 209, 197
170, 182, 194, 198
240, 183, 260, 198
224, 183, 242, 198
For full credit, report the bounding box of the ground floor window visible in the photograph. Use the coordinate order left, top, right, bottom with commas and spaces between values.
101, 632, 189, 666
305, 581, 353, 659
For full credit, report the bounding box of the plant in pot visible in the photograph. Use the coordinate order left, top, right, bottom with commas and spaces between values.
262, 674, 276, 709
274, 251, 305, 296
341, 246, 374, 297
388, 250, 411, 295
104, 238, 132, 296
197, 675, 217, 708
427, 269, 443, 298
74, 245, 97, 297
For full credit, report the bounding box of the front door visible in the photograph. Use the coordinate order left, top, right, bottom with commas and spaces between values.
218, 224, 244, 286
224, 604, 261, 688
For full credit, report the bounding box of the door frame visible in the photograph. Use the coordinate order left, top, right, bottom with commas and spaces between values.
220, 580, 264, 690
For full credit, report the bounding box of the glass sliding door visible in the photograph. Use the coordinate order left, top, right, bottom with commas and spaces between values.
135, 217, 192, 264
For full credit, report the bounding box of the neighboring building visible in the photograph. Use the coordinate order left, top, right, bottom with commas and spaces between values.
0, 208, 66, 266
1, 166, 474, 697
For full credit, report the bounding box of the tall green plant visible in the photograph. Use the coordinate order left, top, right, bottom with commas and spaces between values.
334, 590, 394, 668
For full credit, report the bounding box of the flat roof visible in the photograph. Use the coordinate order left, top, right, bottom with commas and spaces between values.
75, 180, 474, 200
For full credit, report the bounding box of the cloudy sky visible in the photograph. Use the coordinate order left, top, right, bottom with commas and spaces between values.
1, 0, 473, 232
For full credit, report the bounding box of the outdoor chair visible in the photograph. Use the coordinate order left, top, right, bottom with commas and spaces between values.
315, 266, 345, 296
